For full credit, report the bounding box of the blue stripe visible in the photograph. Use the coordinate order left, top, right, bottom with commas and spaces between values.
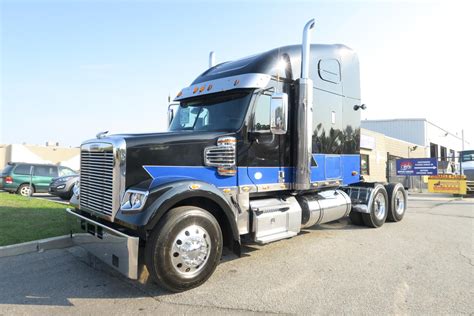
143, 154, 360, 189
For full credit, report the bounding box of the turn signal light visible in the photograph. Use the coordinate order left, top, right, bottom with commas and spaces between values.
218, 167, 236, 176
193, 87, 199, 93
217, 137, 237, 146
189, 184, 201, 190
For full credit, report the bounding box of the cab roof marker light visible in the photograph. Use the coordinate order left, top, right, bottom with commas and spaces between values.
174, 73, 271, 102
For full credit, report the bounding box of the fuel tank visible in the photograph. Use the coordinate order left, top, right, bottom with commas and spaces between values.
297, 189, 352, 228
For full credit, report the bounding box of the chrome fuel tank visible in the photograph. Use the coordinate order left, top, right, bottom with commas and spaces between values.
298, 189, 351, 228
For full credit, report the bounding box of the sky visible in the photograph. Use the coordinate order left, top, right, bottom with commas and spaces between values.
1, 0, 473, 148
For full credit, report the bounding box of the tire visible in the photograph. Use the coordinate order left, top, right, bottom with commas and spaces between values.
385, 183, 407, 222
17, 184, 34, 197
145, 206, 223, 292
362, 185, 388, 228
59, 190, 74, 200
349, 210, 364, 226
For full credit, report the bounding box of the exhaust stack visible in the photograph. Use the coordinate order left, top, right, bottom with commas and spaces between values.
209, 51, 216, 68
294, 18, 315, 191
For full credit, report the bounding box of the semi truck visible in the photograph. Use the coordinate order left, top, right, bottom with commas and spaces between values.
67, 19, 408, 292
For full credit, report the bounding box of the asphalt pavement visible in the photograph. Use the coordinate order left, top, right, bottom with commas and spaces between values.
0, 197, 472, 315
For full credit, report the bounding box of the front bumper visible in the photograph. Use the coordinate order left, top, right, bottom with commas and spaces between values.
49, 183, 71, 194
66, 208, 139, 279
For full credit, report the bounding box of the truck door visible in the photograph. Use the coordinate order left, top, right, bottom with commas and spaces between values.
243, 90, 290, 190
312, 89, 343, 182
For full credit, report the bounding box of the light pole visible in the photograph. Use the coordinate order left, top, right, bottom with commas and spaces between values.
408, 145, 418, 191
460, 129, 465, 175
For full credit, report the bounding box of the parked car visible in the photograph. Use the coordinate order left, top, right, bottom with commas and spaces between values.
0, 162, 77, 196
48, 174, 79, 200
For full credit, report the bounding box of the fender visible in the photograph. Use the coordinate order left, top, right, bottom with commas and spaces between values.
114, 178, 241, 245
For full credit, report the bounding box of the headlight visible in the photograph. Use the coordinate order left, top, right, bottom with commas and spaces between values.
120, 190, 148, 212
57, 184, 66, 189
57, 176, 72, 183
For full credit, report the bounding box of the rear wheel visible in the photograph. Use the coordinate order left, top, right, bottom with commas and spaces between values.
385, 183, 407, 222
362, 185, 388, 228
145, 206, 223, 292
17, 184, 34, 197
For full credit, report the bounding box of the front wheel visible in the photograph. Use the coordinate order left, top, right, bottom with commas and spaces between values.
145, 206, 223, 292
362, 185, 388, 228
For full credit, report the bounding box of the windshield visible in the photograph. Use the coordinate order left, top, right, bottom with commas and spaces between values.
461, 151, 474, 162
169, 91, 252, 132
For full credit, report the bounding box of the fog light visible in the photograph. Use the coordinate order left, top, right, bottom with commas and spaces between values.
121, 190, 148, 212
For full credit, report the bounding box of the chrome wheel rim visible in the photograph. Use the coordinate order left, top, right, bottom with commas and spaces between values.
20, 186, 31, 196
395, 190, 405, 215
374, 192, 386, 220
170, 224, 211, 278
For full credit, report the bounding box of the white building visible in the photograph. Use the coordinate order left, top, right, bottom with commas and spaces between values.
0, 144, 80, 171
361, 118, 467, 160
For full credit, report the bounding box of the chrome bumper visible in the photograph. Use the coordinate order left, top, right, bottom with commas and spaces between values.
66, 208, 139, 279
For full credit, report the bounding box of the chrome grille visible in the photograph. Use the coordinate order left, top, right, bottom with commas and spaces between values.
204, 146, 236, 167
80, 145, 114, 216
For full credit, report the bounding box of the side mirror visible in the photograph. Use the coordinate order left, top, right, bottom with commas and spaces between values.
270, 93, 288, 135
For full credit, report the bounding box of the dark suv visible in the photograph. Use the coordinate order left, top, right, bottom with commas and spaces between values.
0, 162, 77, 196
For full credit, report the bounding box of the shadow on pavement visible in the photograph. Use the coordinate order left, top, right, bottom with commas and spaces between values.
0, 211, 434, 307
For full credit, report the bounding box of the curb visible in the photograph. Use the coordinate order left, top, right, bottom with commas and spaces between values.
0, 235, 73, 258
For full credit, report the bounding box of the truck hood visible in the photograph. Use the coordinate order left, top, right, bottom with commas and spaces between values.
119, 131, 232, 187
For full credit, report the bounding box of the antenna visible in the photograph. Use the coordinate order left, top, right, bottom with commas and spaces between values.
209, 51, 216, 68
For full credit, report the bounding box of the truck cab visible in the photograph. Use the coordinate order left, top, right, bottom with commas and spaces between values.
67, 19, 407, 292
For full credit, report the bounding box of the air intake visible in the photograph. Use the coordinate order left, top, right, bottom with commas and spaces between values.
204, 136, 236, 176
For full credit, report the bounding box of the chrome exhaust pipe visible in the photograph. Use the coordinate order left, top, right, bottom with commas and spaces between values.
209, 51, 216, 68
294, 18, 315, 191
301, 19, 315, 79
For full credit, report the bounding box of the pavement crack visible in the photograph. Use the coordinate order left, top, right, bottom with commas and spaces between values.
409, 211, 473, 219
124, 280, 287, 315
458, 251, 474, 267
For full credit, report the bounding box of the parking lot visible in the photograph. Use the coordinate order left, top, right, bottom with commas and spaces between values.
0, 196, 472, 314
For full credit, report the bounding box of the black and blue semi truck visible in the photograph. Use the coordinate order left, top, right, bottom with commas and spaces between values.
67, 19, 407, 292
